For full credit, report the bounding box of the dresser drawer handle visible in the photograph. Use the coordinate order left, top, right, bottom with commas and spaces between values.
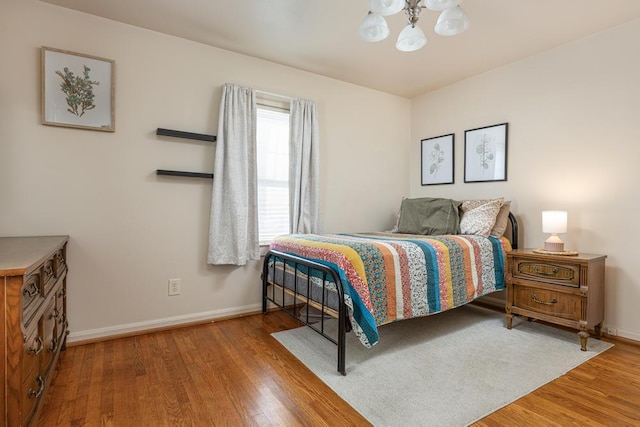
45, 263, 55, 280
531, 293, 558, 306
533, 266, 559, 276
28, 336, 44, 355
23, 282, 40, 298
56, 251, 66, 266
28, 375, 45, 399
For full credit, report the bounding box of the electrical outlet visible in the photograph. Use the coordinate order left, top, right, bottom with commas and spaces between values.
605, 327, 617, 336
168, 278, 181, 296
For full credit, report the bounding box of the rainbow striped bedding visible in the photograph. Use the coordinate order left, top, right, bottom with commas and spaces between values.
270, 232, 511, 347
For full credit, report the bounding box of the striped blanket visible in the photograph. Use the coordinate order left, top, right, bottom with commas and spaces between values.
270, 232, 511, 347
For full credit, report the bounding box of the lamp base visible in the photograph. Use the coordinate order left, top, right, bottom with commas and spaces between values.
544, 234, 564, 252
544, 241, 564, 252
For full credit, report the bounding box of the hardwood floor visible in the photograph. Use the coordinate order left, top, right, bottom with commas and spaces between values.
38, 312, 640, 426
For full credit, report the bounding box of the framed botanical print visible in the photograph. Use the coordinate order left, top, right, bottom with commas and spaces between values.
464, 123, 508, 182
41, 46, 115, 131
421, 133, 454, 185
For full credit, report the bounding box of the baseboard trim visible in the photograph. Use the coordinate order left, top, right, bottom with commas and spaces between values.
67, 303, 263, 346
609, 327, 640, 343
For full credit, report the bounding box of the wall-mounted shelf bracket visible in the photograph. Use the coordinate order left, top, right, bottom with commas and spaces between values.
156, 169, 213, 179
156, 128, 216, 142
155, 127, 216, 180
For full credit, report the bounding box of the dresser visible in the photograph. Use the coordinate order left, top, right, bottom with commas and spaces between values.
0, 236, 69, 426
505, 249, 606, 351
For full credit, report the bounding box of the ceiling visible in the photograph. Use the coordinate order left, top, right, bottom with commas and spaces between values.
41, 0, 640, 98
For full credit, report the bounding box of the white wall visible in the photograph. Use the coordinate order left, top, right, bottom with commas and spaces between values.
410, 19, 640, 341
0, 0, 410, 341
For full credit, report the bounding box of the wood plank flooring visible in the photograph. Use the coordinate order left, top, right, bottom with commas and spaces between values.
38, 311, 640, 426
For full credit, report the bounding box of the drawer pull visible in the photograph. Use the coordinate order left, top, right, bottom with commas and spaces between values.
23, 282, 40, 298
50, 337, 58, 353
28, 375, 45, 399
45, 263, 55, 280
531, 293, 558, 306
533, 265, 559, 276
28, 336, 44, 355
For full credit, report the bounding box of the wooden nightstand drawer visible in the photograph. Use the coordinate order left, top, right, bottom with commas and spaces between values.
512, 258, 580, 287
513, 285, 580, 321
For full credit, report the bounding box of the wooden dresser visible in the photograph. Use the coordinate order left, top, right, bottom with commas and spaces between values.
0, 236, 69, 426
505, 249, 606, 351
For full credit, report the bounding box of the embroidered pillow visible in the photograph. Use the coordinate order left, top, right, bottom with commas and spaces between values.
460, 198, 503, 237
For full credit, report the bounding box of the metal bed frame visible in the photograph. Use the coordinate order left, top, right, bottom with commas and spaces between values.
262, 212, 518, 376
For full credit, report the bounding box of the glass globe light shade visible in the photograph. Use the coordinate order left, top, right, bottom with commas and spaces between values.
359, 12, 389, 42
434, 6, 470, 36
359, 13, 390, 42
425, 0, 462, 11
396, 24, 427, 52
369, 0, 405, 16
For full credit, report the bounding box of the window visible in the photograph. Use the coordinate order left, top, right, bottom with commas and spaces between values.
256, 106, 290, 244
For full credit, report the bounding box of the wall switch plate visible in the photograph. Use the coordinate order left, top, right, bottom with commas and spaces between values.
168, 278, 181, 296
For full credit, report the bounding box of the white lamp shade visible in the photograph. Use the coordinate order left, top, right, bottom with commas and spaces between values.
359, 13, 390, 42
396, 25, 427, 52
434, 6, 470, 36
425, 0, 462, 11
542, 211, 568, 234
368, 0, 405, 16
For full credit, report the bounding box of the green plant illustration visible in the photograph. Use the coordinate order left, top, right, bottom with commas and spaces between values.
55, 65, 100, 117
476, 134, 494, 172
429, 143, 445, 176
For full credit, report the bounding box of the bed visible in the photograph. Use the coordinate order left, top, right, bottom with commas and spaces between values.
262, 197, 518, 375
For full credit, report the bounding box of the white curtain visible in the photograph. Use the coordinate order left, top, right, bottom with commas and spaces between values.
289, 99, 320, 234
207, 84, 259, 265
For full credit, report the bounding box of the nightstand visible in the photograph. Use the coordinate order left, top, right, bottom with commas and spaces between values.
505, 249, 606, 351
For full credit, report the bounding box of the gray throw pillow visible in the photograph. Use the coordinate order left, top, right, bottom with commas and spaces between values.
397, 197, 462, 235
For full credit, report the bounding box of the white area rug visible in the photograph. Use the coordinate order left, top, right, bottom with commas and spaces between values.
272, 304, 613, 426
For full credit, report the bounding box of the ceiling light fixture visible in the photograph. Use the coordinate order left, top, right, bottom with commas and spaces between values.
359, 0, 470, 52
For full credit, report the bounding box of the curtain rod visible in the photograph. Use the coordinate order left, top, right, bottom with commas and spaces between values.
255, 89, 294, 101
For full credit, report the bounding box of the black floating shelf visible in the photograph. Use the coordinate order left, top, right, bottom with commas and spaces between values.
156, 128, 216, 142
156, 169, 214, 179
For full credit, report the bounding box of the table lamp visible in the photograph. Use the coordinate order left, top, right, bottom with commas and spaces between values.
542, 210, 567, 252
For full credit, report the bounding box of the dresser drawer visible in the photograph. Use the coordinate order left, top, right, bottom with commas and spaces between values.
512, 258, 580, 287
513, 285, 580, 321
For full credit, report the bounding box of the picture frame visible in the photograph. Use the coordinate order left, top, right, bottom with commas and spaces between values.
41, 46, 115, 132
421, 133, 454, 185
464, 123, 508, 183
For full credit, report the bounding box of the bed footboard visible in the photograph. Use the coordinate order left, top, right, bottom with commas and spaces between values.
262, 249, 349, 375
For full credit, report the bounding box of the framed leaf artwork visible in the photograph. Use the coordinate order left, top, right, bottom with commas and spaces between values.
464, 123, 508, 182
421, 133, 454, 185
41, 46, 115, 132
